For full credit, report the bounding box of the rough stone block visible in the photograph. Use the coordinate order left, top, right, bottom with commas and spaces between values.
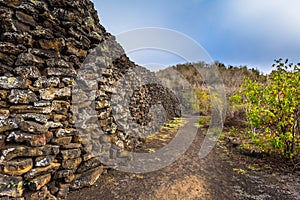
98, 117, 113, 129
2, 158, 33, 176
55, 128, 77, 138
39, 87, 71, 100
8, 89, 38, 104
28, 174, 51, 191
33, 77, 60, 89
51, 137, 72, 145
31, 25, 54, 39
29, 48, 59, 58
0, 109, 10, 120
1, 32, 33, 47
52, 114, 67, 122
19, 121, 48, 134
53, 170, 73, 179
0, 101, 8, 108
73, 134, 89, 145
33, 101, 51, 107
35, 156, 55, 167
44, 131, 53, 143
60, 149, 81, 160
61, 157, 82, 170
97, 109, 111, 120
0, 52, 16, 66
65, 44, 87, 58
95, 100, 110, 110
0, 119, 19, 133
9, 105, 53, 114
0, 90, 8, 100
45, 58, 71, 68
45, 121, 63, 129
0, 145, 60, 161
12, 18, 30, 33
0, 42, 26, 55
82, 151, 98, 162
0, 174, 23, 198
61, 143, 82, 150
38, 38, 65, 52
52, 8, 75, 21
15, 53, 44, 67
24, 163, 60, 180
76, 157, 102, 173
0, 64, 12, 76
70, 166, 103, 190
17, 113, 49, 124
99, 85, 115, 93
0, 77, 27, 90
52, 100, 70, 115
14, 66, 41, 79
29, 134, 47, 147
0, 135, 6, 149
88, 31, 103, 43
45, 67, 77, 77
15, 11, 36, 27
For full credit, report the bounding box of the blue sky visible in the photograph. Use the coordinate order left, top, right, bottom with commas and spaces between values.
94, 0, 300, 73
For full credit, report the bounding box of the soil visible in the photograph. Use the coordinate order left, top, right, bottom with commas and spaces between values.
67, 117, 300, 200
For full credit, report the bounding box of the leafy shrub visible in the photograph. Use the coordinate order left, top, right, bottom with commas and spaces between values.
227, 93, 246, 120
242, 59, 300, 158
194, 89, 211, 115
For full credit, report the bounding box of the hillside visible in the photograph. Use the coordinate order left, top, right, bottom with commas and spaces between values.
156, 61, 266, 116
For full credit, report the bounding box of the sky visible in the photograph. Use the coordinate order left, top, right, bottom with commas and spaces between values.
94, 0, 300, 74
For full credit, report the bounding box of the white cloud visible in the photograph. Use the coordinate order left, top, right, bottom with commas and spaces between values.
223, 0, 300, 44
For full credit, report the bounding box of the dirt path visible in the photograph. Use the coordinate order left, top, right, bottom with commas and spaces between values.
67, 118, 300, 200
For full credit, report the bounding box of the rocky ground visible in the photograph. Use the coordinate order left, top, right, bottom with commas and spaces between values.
67, 117, 300, 200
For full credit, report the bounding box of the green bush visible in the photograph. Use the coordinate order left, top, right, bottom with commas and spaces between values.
242, 59, 300, 158
227, 93, 247, 120
194, 89, 211, 115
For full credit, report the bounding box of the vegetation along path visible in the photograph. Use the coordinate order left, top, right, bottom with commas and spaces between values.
67, 117, 300, 200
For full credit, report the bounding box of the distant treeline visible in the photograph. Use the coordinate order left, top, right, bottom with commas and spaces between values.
168, 61, 266, 93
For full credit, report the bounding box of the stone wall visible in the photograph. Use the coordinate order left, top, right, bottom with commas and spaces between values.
0, 0, 181, 199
